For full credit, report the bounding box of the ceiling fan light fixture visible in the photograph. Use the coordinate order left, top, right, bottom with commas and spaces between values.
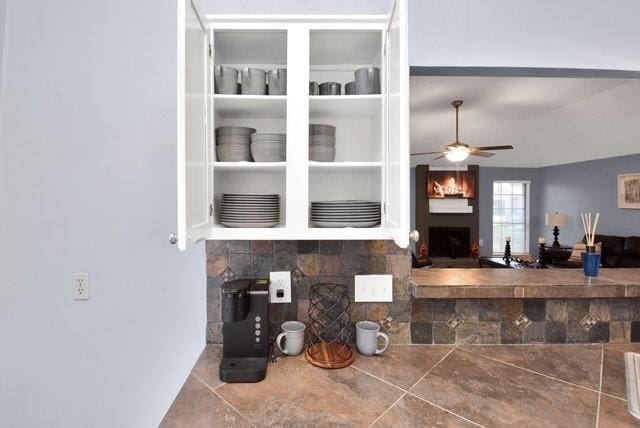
444, 146, 470, 162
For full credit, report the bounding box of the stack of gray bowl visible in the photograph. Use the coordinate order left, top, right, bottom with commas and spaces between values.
216, 126, 255, 161
309, 124, 336, 162
250, 133, 286, 162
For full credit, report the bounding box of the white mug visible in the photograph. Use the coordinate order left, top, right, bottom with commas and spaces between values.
356, 321, 389, 356
276, 321, 306, 356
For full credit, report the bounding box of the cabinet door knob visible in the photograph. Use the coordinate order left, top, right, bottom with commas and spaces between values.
169, 234, 178, 245
409, 230, 420, 242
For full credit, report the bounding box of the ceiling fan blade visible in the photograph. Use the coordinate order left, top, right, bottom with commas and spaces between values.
410, 151, 445, 156
432, 154, 446, 160
469, 151, 495, 158
471, 145, 514, 151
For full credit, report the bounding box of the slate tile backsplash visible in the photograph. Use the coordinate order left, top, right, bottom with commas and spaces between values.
206, 240, 411, 344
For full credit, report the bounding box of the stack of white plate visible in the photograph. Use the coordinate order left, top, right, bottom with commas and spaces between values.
310, 200, 381, 228
216, 126, 256, 161
220, 193, 280, 228
251, 133, 286, 162
309, 124, 336, 162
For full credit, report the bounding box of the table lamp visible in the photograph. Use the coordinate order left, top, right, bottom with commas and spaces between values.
545, 212, 569, 247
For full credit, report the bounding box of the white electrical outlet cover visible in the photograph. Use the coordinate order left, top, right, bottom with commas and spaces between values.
354, 274, 392, 302
73, 272, 89, 300
269, 271, 291, 303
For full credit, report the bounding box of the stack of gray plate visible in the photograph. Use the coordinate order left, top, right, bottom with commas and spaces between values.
250, 133, 286, 162
309, 124, 336, 162
216, 126, 256, 161
310, 200, 381, 228
220, 193, 280, 228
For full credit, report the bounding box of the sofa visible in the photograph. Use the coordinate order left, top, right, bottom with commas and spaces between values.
551, 235, 640, 268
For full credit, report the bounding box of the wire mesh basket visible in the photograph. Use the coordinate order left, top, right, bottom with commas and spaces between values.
305, 283, 355, 369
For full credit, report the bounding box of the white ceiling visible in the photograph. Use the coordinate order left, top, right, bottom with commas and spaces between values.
410, 76, 640, 167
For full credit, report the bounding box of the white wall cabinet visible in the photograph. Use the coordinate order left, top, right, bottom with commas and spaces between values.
176, 0, 409, 250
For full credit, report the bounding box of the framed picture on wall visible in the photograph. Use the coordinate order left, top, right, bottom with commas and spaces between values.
618, 174, 640, 209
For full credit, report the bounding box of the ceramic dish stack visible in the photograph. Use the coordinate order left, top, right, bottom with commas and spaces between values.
216, 126, 256, 161
309, 124, 336, 162
310, 200, 381, 228
250, 133, 286, 162
220, 193, 280, 228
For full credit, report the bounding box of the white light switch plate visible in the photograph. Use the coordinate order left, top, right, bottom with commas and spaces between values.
269, 271, 291, 303
354, 275, 392, 302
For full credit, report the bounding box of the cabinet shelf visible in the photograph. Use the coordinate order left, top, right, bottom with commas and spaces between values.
214, 95, 286, 119
210, 161, 286, 172
205, 224, 389, 240
309, 95, 382, 119
309, 161, 381, 170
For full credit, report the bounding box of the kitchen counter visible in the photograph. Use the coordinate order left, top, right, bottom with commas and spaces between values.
411, 268, 640, 299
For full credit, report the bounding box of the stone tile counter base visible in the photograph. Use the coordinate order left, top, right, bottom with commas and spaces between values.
411, 298, 640, 344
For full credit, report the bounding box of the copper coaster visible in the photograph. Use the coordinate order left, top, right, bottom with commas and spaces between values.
305, 342, 355, 369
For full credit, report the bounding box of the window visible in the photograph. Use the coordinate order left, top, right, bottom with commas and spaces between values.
492, 181, 530, 254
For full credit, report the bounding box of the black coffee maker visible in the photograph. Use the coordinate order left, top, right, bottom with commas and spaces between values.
219, 278, 270, 383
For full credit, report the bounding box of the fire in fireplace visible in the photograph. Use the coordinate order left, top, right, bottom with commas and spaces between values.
428, 227, 471, 258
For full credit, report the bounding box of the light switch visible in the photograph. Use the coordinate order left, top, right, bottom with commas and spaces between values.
354, 275, 393, 302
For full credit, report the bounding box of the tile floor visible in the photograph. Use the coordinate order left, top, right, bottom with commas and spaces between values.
161, 343, 640, 427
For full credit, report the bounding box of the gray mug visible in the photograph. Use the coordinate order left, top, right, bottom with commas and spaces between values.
319, 82, 341, 95
241, 68, 267, 95
309, 81, 319, 95
345, 81, 357, 95
267, 69, 287, 95
354, 67, 380, 94
276, 321, 306, 356
214, 66, 239, 94
356, 321, 389, 356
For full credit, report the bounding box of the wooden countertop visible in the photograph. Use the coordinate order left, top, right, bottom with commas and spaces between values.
411, 268, 640, 299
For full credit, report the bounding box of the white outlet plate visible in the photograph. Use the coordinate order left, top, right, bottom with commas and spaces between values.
479, 239, 484, 246
355, 274, 392, 302
269, 271, 291, 303
73, 273, 89, 300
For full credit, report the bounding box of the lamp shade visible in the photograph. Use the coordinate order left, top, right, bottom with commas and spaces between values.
546, 212, 569, 227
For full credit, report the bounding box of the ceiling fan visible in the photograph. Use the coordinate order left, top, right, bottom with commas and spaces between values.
411, 100, 514, 162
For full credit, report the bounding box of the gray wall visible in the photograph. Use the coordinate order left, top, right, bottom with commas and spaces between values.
0, 1, 205, 426
479, 168, 541, 256
538, 154, 640, 245
408, 0, 640, 69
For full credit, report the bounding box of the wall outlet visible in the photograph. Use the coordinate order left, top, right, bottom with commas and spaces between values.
73, 273, 89, 300
354, 275, 392, 302
479, 239, 484, 246
269, 271, 291, 303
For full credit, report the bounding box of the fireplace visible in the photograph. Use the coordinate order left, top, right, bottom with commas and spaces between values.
429, 227, 471, 258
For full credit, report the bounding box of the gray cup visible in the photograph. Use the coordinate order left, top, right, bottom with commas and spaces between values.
276, 321, 306, 356
267, 69, 287, 95
354, 67, 381, 94
319, 82, 341, 95
345, 81, 357, 95
241, 68, 267, 95
214, 66, 239, 94
356, 321, 389, 356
